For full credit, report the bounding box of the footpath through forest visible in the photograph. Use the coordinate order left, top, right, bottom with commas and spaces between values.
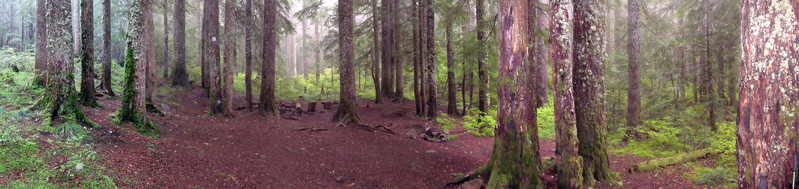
83, 86, 705, 188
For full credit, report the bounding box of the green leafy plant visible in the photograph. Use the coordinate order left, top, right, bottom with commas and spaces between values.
436, 113, 457, 133
463, 108, 496, 136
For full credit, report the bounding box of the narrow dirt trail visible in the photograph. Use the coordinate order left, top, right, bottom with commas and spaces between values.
83, 86, 703, 188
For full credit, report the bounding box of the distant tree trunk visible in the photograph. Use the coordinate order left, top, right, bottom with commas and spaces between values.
412, 0, 420, 113
79, 0, 98, 107
200, 0, 211, 89
315, 21, 321, 83
72, 0, 80, 54
551, 0, 581, 187
301, 14, 308, 78
446, 24, 457, 115
606, 0, 614, 55
162, 0, 169, 78
170, 0, 189, 86
534, 1, 549, 108
425, 0, 436, 119
702, 0, 715, 131
331, 0, 361, 124
260, 0, 277, 116
393, 0, 403, 99
380, 0, 394, 99
143, 0, 156, 102
626, 0, 642, 139
418, 0, 427, 116
573, 0, 611, 186
715, 44, 725, 107
34, 0, 47, 86
100, 0, 115, 96
112, 0, 157, 135
737, 1, 798, 188
484, 0, 541, 186
218, 0, 236, 117
33, 0, 97, 128
371, 0, 380, 104
206, 0, 222, 115
244, 0, 253, 111
476, 0, 488, 116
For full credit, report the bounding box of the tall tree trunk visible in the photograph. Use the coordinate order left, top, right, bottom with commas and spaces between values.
605, 0, 614, 55
331, 0, 361, 124
372, 0, 381, 104
260, 0, 277, 116
171, 0, 189, 86
79, 0, 97, 107
476, 0, 488, 116
200, 0, 211, 89
626, 0, 642, 139
112, 0, 157, 135
702, 0, 715, 131
425, 0, 436, 119
315, 21, 321, 83
485, 0, 541, 186
737, 1, 799, 188
301, 12, 308, 78
573, 0, 611, 186
220, 0, 235, 117
206, 0, 222, 115
446, 24, 456, 115
100, 0, 115, 95
412, 0, 421, 114
34, 0, 48, 86
72, 0, 80, 54
380, 0, 394, 99
551, 0, 581, 187
418, 0, 427, 116
393, 0, 403, 99
162, 0, 169, 78
534, 0, 549, 108
244, 0, 253, 111
143, 0, 156, 102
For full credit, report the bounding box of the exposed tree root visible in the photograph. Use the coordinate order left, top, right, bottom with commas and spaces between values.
445, 164, 491, 187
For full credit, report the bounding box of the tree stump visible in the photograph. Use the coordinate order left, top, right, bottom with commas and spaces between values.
308, 102, 317, 112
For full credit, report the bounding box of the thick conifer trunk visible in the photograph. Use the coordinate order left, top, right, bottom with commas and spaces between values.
260, 0, 277, 116
206, 0, 223, 115
171, 0, 189, 86
220, 0, 235, 117
100, 0, 115, 95
425, 0, 436, 119
244, 0, 253, 111
34, 0, 47, 86
476, 0, 488, 116
79, 0, 97, 106
626, 0, 642, 138
331, 0, 361, 124
162, 0, 169, 78
736, 1, 798, 188
551, 0, 581, 187
573, 0, 611, 186
485, 0, 542, 186
380, 0, 394, 99
446, 25, 456, 115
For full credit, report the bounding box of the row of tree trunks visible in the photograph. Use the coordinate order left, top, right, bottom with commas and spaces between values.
736, 0, 798, 188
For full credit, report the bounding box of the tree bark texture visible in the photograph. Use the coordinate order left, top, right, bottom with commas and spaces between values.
114, 0, 157, 135
534, 1, 549, 108
245, 0, 253, 111
162, 0, 169, 78
171, 0, 189, 86
425, 0, 437, 119
101, 0, 115, 95
573, 0, 611, 186
260, 0, 278, 116
446, 25, 457, 115
220, 0, 235, 117
79, 0, 97, 106
34, 0, 48, 86
372, 0, 381, 104
476, 0, 488, 115
737, 0, 799, 188
206, 0, 223, 115
486, 0, 542, 186
380, 0, 395, 99
331, 0, 361, 124
551, 0, 582, 187
626, 0, 642, 136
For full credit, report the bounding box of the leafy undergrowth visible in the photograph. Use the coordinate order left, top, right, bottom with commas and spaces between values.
435, 103, 555, 140
0, 49, 119, 188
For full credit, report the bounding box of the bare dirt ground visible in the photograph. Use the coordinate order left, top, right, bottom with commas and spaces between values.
83, 86, 705, 188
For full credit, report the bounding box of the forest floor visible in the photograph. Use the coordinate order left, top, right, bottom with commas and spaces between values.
81, 85, 707, 188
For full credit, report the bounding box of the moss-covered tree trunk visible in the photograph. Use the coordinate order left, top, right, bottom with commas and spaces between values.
206, 0, 223, 115
550, 0, 582, 187
446, 24, 457, 115
35, 0, 98, 128
170, 0, 189, 86
100, 0, 115, 96
34, 0, 47, 87
573, 0, 611, 186
259, 0, 278, 116
486, 0, 542, 187
736, 0, 799, 188
244, 0, 253, 111
331, 0, 361, 125
79, 0, 98, 107
220, 0, 235, 118
425, 0, 436, 120
112, 0, 157, 135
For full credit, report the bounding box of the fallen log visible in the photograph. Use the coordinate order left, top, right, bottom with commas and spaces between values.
628, 148, 714, 173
